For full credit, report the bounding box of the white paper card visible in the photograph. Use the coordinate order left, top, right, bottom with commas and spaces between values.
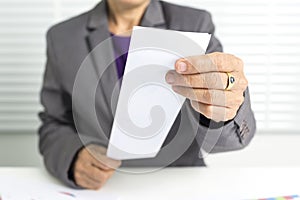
107, 26, 211, 160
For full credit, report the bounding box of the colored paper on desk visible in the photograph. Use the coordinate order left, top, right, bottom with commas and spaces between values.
250, 195, 300, 200
107, 26, 211, 160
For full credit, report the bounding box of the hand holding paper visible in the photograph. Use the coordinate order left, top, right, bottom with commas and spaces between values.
166, 52, 248, 122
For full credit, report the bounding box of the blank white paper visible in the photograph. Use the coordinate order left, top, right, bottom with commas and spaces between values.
107, 26, 211, 160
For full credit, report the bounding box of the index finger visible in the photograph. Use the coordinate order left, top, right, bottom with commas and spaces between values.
175, 52, 243, 74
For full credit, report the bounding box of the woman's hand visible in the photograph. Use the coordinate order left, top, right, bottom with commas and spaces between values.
165, 52, 248, 122
73, 145, 121, 190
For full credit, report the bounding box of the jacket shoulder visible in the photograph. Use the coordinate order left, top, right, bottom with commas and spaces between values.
46, 10, 90, 39
160, 1, 213, 32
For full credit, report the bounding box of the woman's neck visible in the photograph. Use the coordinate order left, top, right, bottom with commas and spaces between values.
107, 0, 150, 36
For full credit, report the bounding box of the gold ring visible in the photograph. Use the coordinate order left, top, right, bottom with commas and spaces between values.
225, 72, 235, 90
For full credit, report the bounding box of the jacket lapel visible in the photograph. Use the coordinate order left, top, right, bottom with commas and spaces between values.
86, 1, 120, 119
85, 0, 167, 120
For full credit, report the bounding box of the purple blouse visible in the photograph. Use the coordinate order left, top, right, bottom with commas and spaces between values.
110, 33, 131, 79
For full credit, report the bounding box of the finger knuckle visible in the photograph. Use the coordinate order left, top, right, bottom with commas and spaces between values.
76, 154, 85, 162
91, 171, 100, 180
240, 77, 248, 89
227, 92, 243, 107
227, 108, 237, 120
203, 90, 212, 103
74, 171, 79, 179
204, 105, 213, 117
237, 96, 245, 106
74, 172, 81, 182
74, 162, 84, 172
230, 110, 238, 120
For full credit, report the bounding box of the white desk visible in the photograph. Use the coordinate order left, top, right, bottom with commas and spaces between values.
0, 167, 299, 200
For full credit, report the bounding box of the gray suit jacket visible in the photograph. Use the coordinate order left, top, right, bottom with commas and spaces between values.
38, 0, 256, 188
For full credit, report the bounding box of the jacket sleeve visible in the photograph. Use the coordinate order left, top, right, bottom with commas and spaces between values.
188, 11, 256, 153
38, 29, 85, 189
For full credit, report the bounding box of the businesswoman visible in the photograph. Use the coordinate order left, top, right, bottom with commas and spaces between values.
39, 0, 256, 190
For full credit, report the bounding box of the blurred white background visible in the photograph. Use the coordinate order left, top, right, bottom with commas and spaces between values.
0, 0, 299, 166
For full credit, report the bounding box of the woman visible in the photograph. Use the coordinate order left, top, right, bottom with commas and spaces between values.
39, 0, 256, 190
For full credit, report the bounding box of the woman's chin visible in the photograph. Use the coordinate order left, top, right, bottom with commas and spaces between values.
109, 0, 150, 8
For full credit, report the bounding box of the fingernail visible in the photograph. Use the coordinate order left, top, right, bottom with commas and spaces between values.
177, 62, 187, 72
166, 73, 175, 84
